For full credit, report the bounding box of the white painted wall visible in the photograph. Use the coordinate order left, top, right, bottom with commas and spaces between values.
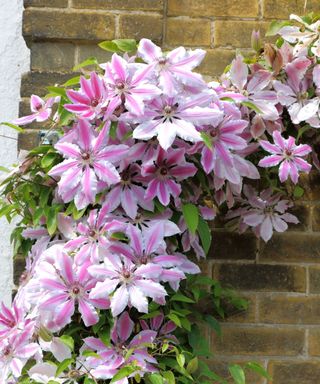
0, 0, 30, 304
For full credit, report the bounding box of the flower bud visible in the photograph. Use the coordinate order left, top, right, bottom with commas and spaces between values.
39, 325, 53, 342
251, 30, 262, 53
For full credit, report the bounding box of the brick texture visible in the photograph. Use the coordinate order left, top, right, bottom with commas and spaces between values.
17, 1, 320, 383
71, 0, 164, 11
212, 326, 305, 356
167, 0, 259, 18
23, 9, 115, 41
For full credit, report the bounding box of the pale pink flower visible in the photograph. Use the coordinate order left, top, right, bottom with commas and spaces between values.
89, 251, 167, 317
49, 120, 128, 209
0, 326, 40, 381
65, 208, 119, 264
227, 186, 299, 242
84, 311, 157, 381
39, 249, 110, 329
259, 130, 312, 183
138, 38, 206, 95
273, 56, 317, 124
104, 53, 161, 117
224, 55, 278, 120
102, 163, 153, 219
13, 95, 56, 125
109, 224, 199, 291
131, 94, 223, 150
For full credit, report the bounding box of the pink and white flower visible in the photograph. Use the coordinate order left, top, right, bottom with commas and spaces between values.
258, 130, 312, 183
138, 38, 206, 95
39, 249, 110, 329
64, 72, 108, 119
84, 311, 157, 381
89, 251, 167, 316
13, 95, 56, 125
104, 53, 161, 117
227, 186, 299, 242
141, 147, 197, 206
49, 119, 128, 209
132, 94, 223, 150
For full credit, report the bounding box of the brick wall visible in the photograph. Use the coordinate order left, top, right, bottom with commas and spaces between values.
18, 1, 320, 383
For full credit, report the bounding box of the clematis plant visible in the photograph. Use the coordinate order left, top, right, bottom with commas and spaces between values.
0, 12, 319, 384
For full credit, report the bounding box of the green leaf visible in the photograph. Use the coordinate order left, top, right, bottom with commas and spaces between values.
182, 203, 199, 235
110, 365, 138, 383
245, 362, 271, 379
59, 335, 74, 351
46, 206, 59, 236
113, 39, 137, 52
47, 86, 67, 98
140, 310, 162, 320
99, 41, 120, 52
176, 354, 185, 368
168, 313, 182, 327
293, 185, 304, 198
148, 373, 164, 384
266, 20, 291, 36
84, 378, 96, 384
229, 364, 245, 384
204, 315, 221, 337
55, 358, 74, 377
171, 293, 195, 303
200, 132, 212, 149
63, 75, 81, 87
41, 152, 57, 168
110, 121, 118, 139
39, 187, 52, 207
82, 349, 101, 358
162, 371, 175, 384
0, 122, 23, 132
197, 216, 212, 255
241, 101, 262, 114
188, 325, 211, 357
73, 56, 98, 71
187, 357, 199, 374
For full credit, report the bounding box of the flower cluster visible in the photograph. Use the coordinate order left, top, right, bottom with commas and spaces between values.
1, 13, 319, 383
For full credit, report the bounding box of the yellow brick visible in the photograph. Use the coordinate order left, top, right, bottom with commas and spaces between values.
119, 14, 163, 44
214, 20, 269, 48
166, 17, 211, 47
309, 329, 320, 356
168, 0, 259, 18
212, 326, 304, 356
197, 49, 235, 77
259, 295, 320, 324
268, 361, 320, 384
263, 0, 320, 19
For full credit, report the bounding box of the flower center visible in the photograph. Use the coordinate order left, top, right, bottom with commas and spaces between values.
163, 105, 173, 115
285, 149, 292, 158
72, 286, 80, 295
140, 255, 148, 264
116, 81, 126, 90
82, 152, 91, 161
88, 230, 96, 238
123, 270, 131, 279
121, 167, 131, 184
91, 98, 99, 107
158, 57, 167, 65
3, 346, 11, 356
160, 166, 168, 176
35, 103, 43, 111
